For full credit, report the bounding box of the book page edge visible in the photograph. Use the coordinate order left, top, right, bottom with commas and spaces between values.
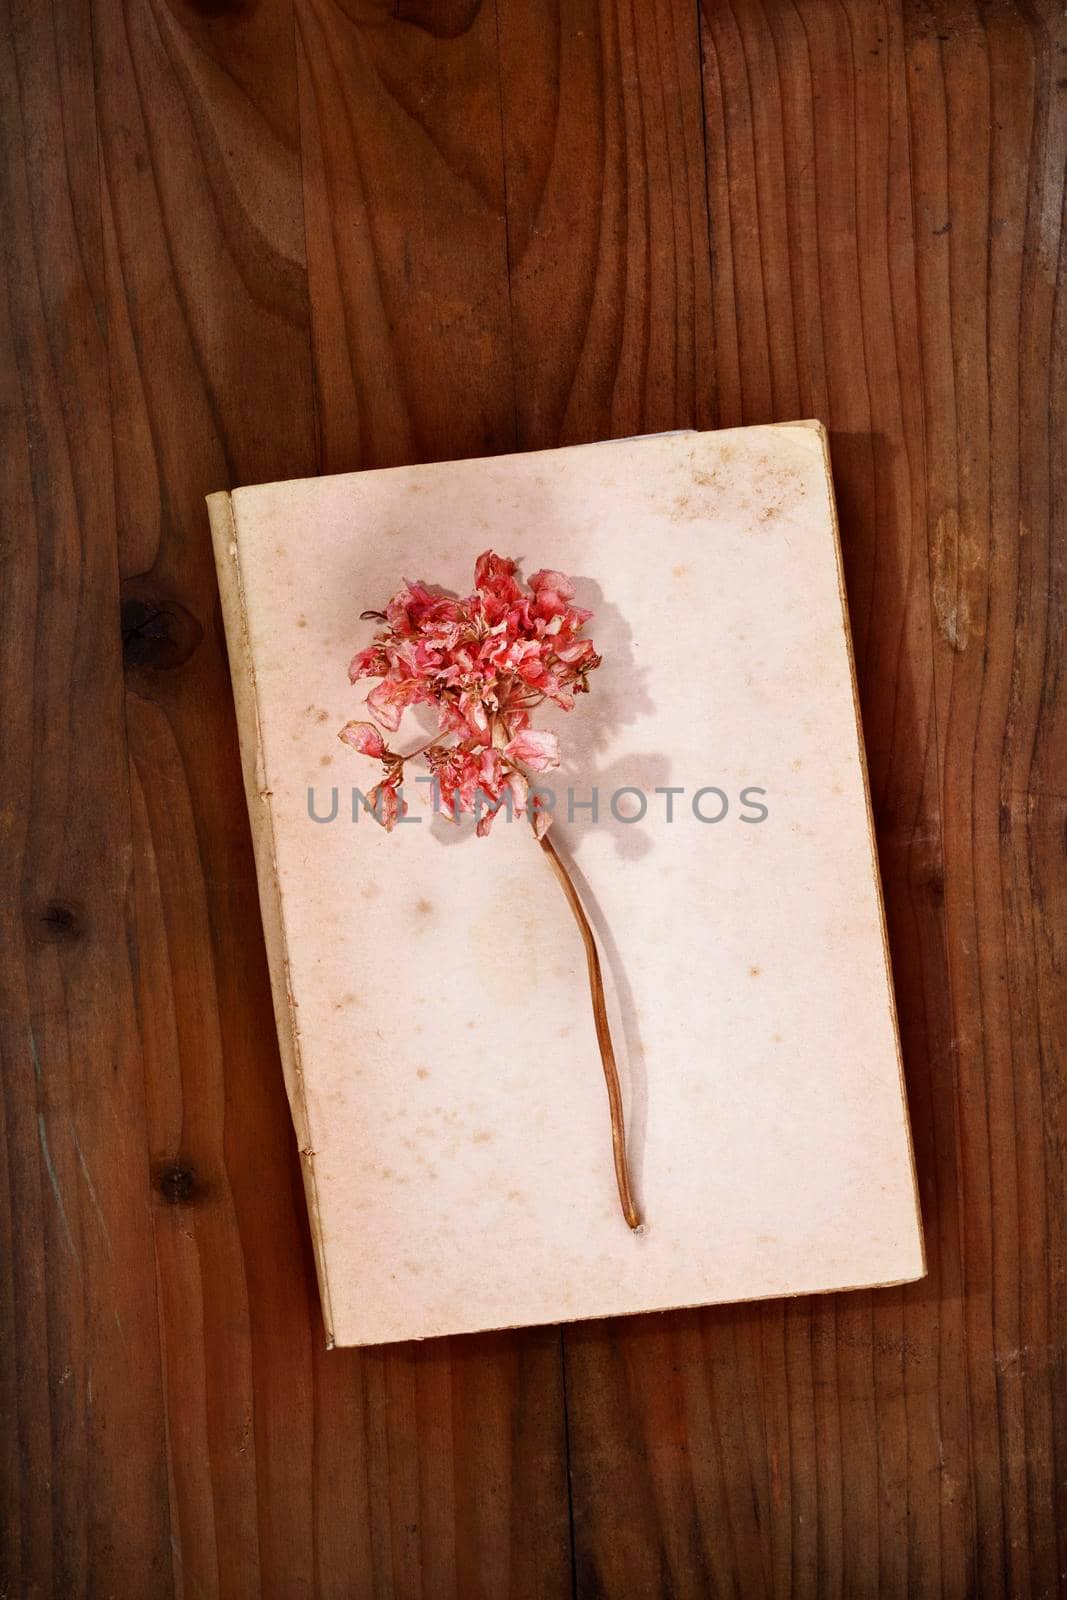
206, 488, 338, 1349
814, 422, 928, 1277
331, 1262, 929, 1348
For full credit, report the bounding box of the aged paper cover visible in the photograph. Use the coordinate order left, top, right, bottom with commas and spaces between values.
209, 424, 924, 1348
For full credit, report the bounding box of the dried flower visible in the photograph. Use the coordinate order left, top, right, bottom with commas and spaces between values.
339, 551, 639, 1230
341, 551, 600, 835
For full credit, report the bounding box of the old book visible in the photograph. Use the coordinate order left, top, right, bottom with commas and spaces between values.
208, 423, 924, 1348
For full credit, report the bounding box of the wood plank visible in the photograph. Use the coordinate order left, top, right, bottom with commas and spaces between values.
5, 0, 1064, 1591
498, 0, 714, 444
296, 0, 518, 471
544, 1, 1066, 1595
0, 0, 173, 1592
93, 0, 328, 1589
295, 3, 574, 1595
904, 5, 1066, 1592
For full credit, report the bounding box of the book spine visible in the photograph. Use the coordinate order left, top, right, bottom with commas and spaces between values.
206, 491, 337, 1347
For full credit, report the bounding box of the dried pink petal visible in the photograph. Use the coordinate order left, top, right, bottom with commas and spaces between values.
349, 645, 386, 683
530, 795, 553, 839
339, 721, 387, 759
366, 779, 406, 832
527, 568, 576, 616
503, 769, 528, 813
555, 638, 600, 671
365, 681, 403, 732
474, 550, 522, 602
366, 676, 431, 731
504, 728, 560, 772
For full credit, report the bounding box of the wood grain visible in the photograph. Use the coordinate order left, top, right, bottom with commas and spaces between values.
1, 0, 1064, 1593
0, 1, 172, 1592
296, 0, 516, 471
497, 0, 714, 443
93, 0, 325, 1588
555, 3, 1066, 1597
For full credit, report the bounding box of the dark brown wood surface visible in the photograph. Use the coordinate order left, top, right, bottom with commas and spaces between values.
2, 0, 1063, 1594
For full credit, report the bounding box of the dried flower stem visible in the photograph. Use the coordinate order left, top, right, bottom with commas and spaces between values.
537, 830, 641, 1231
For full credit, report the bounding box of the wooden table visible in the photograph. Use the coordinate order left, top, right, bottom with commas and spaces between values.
3, 2, 1063, 1594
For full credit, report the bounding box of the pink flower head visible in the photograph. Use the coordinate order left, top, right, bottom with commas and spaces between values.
340, 551, 601, 834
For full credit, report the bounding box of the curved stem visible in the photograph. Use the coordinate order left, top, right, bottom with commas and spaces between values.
537, 830, 641, 1230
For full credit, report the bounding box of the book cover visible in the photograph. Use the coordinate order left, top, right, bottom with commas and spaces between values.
208, 423, 924, 1348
